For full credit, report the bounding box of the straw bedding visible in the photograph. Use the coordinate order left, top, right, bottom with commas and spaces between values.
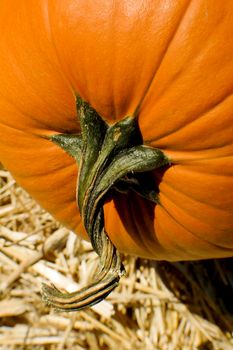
0, 166, 232, 350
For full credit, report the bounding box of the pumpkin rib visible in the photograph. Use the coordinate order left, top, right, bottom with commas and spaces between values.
105, 193, 170, 260
0, 127, 77, 179
155, 218, 202, 260
0, 103, 78, 137
126, 194, 154, 254
155, 205, 226, 260
134, 0, 193, 118
137, 3, 233, 151
162, 168, 231, 212
14, 165, 77, 200
127, 193, 161, 258
158, 203, 233, 253
155, 211, 233, 261
159, 194, 233, 250
161, 179, 232, 213
103, 197, 149, 257
45, 1, 77, 99
0, 120, 31, 135
16, 162, 76, 187
179, 156, 233, 176
163, 189, 233, 236
158, 149, 233, 164
145, 90, 233, 146
149, 22, 233, 114
0, 92, 61, 134
0, 69, 68, 134
45, 0, 89, 105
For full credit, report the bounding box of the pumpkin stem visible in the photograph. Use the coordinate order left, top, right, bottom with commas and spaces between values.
42, 98, 169, 311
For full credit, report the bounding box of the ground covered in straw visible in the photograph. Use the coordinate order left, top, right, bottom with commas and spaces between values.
0, 167, 233, 350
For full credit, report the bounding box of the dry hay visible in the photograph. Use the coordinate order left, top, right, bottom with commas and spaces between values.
0, 165, 233, 350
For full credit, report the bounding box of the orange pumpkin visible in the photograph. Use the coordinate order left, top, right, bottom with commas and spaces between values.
0, 1, 233, 309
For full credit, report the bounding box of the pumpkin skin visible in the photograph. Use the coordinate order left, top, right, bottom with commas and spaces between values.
0, 0, 233, 261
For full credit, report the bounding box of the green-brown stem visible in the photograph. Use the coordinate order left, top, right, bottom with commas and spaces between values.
42, 98, 170, 311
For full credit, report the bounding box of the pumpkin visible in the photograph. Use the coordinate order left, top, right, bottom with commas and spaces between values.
0, 1, 233, 310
